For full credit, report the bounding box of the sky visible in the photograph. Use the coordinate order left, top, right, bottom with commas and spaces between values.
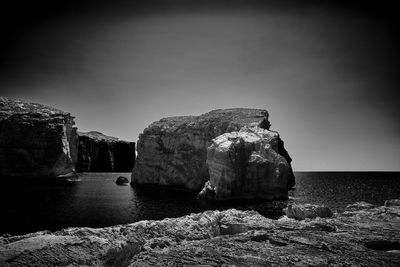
0, 0, 399, 171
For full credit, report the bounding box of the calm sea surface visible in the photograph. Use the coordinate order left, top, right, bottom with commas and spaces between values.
1, 172, 399, 235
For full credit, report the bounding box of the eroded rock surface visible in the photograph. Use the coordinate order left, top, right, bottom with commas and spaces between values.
285, 203, 333, 220
76, 131, 135, 172
132, 108, 294, 194
1, 201, 399, 266
385, 199, 400, 207
0, 97, 78, 178
199, 126, 292, 200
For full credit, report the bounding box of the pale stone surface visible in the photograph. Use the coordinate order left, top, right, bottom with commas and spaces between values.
1, 201, 399, 266
385, 199, 400, 206
343, 201, 376, 212
285, 203, 333, 220
199, 126, 292, 200
0, 97, 78, 178
131, 108, 295, 194
76, 131, 135, 172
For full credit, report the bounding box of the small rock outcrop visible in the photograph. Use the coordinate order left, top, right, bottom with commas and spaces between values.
344, 201, 376, 211
132, 108, 295, 199
385, 199, 400, 207
1, 200, 399, 266
0, 97, 78, 178
285, 203, 333, 220
76, 131, 135, 172
116, 176, 129, 185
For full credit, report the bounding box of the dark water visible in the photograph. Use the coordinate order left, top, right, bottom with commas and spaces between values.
1, 172, 399, 235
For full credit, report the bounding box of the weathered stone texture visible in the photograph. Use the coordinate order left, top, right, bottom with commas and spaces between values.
285, 203, 334, 220
0, 97, 78, 178
1, 201, 399, 266
132, 108, 295, 195
199, 126, 292, 200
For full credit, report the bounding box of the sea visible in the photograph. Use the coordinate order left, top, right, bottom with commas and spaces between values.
1, 172, 399, 235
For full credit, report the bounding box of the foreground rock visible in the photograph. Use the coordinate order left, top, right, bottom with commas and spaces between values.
385, 199, 400, 207
76, 131, 135, 172
1, 200, 399, 266
285, 203, 333, 220
132, 108, 295, 198
0, 97, 78, 178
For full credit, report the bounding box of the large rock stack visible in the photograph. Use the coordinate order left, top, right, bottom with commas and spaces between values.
76, 131, 135, 172
132, 108, 295, 199
0, 97, 78, 178
199, 126, 293, 200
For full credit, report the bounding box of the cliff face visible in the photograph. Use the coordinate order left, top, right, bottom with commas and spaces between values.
76, 131, 135, 172
199, 126, 292, 200
0, 97, 78, 178
132, 108, 294, 196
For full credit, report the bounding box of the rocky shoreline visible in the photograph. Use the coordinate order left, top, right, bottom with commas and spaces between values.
1, 98, 295, 202
1, 200, 399, 266
2, 98, 398, 266
0, 98, 135, 178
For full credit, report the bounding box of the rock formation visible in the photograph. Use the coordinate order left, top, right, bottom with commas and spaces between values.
116, 176, 130, 185
199, 126, 293, 200
385, 199, 400, 207
1, 200, 399, 266
132, 108, 295, 200
76, 131, 135, 172
0, 97, 78, 178
285, 203, 333, 220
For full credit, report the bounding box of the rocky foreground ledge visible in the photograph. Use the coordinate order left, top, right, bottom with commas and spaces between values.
1, 200, 399, 267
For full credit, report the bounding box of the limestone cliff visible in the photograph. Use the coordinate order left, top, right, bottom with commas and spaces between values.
76, 131, 135, 172
199, 126, 292, 200
0, 97, 78, 178
132, 108, 295, 195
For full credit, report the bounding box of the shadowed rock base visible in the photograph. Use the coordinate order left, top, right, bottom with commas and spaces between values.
116, 176, 130, 185
0, 97, 78, 178
76, 131, 135, 172
1, 200, 399, 266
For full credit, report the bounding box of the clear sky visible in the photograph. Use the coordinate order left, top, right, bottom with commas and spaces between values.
1, 0, 399, 171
